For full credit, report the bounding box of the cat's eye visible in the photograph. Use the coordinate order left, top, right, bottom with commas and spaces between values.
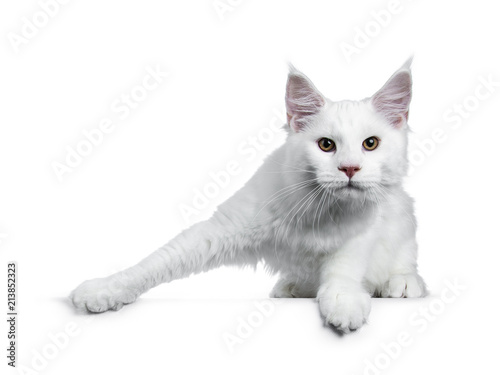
318, 138, 336, 152
362, 137, 379, 151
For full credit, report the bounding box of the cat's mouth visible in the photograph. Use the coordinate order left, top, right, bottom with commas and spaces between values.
344, 181, 361, 189
336, 183, 364, 194
321, 181, 364, 191
319, 180, 370, 200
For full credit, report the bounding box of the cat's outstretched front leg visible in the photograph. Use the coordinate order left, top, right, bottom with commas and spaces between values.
70, 218, 244, 313
317, 233, 375, 333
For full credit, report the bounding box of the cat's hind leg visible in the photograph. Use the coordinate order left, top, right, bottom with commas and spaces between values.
270, 276, 317, 298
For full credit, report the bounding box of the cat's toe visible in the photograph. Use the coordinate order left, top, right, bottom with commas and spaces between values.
381, 273, 427, 298
318, 290, 371, 333
270, 278, 296, 298
70, 277, 135, 313
270, 284, 294, 298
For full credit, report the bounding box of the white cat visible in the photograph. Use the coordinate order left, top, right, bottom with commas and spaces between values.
70, 59, 426, 332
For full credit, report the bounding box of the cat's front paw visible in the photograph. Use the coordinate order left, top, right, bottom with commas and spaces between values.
70, 275, 138, 313
317, 288, 371, 333
381, 273, 427, 298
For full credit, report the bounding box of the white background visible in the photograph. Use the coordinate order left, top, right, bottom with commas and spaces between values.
1, 0, 499, 374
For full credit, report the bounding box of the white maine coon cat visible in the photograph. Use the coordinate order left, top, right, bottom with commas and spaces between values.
71, 59, 426, 332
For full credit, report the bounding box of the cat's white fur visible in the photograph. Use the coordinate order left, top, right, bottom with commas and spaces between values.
70, 59, 426, 332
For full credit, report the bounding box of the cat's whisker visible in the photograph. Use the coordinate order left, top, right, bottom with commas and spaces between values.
283, 185, 323, 242
264, 178, 319, 203
325, 189, 337, 224
296, 184, 324, 226
262, 170, 316, 174
283, 185, 322, 234
312, 187, 330, 253
267, 157, 315, 174
273, 185, 322, 252
310, 188, 323, 251
250, 179, 319, 224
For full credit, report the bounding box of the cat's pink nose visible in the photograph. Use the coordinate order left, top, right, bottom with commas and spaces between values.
338, 165, 361, 179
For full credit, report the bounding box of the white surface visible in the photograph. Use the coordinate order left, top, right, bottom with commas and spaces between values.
1, 0, 499, 374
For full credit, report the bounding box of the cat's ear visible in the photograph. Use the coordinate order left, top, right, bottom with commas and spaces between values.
285, 65, 326, 132
371, 57, 413, 128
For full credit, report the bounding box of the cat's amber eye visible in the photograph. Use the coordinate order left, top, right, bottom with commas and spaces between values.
318, 138, 336, 152
362, 137, 379, 151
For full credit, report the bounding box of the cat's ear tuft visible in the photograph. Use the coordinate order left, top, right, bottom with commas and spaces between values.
285, 65, 326, 132
371, 58, 413, 128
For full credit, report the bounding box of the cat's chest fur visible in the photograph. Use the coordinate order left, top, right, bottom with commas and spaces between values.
267, 198, 378, 253
253, 202, 377, 277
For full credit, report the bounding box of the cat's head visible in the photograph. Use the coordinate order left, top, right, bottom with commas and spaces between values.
285, 59, 412, 202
